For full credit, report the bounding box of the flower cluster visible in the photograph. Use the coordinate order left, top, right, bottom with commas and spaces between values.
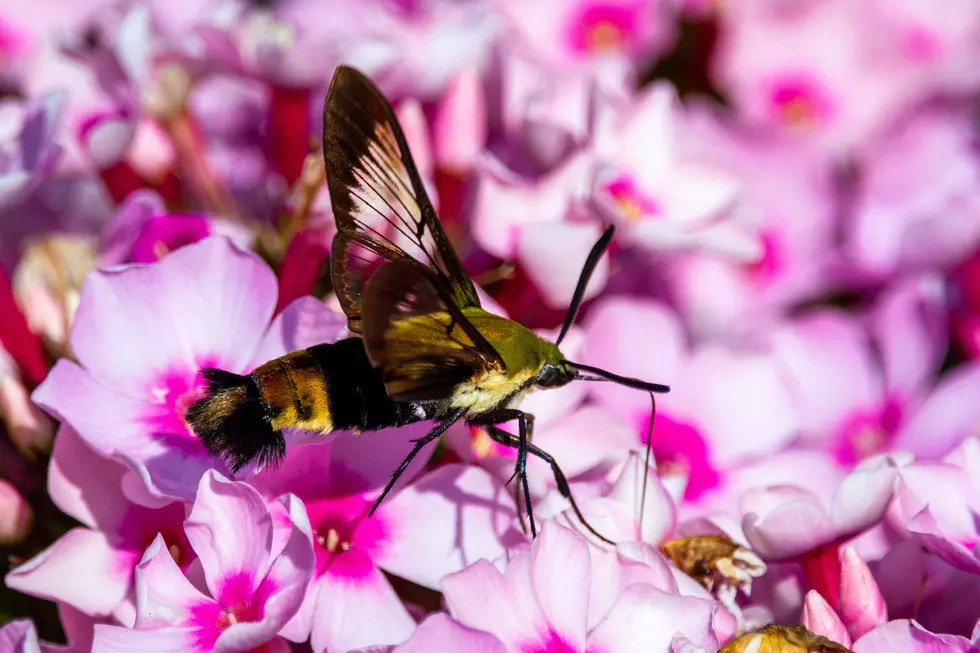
2, 0, 980, 652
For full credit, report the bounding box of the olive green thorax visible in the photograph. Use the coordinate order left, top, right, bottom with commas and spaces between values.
462, 308, 566, 378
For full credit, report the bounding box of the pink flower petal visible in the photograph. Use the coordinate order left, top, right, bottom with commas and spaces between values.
47, 426, 129, 531
70, 237, 277, 395
91, 625, 199, 653
184, 471, 274, 601
250, 297, 348, 366
588, 543, 678, 629
394, 613, 506, 653
604, 451, 678, 544
677, 345, 798, 465
829, 463, 899, 535
376, 464, 519, 590
529, 522, 591, 650
892, 363, 980, 458
852, 619, 973, 653
741, 486, 837, 559
135, 535, 212, 628
442, 558, 538, 648
801, 590, 853, 647
527, 405, 638, 494
517, 221, 609, 309
5, 528, 135, 617
252, 495, 315, 635
33, 361, 219, 503
869, 275, 947, 399
0, 620, 41, 653
433, 66, 486, 173
905, 507, 980, 575
770, 311, 881, 437
582, 297, 686, 421
589, 585, 719, 653
310, 565, 416, 653
325, 422, 442, 496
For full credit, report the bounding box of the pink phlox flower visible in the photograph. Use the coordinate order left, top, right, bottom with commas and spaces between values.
664, 106, 840, 341
490, 48, 630, 173
852, 619, 976, 653
90, 470, 314, 653
497, 0, 677, 71
862, 0, 980, 94
772, 275, 980, 466
590, 83, 758, 261
547, 450, 678, 549
0, 619, 71, 653
883, 438, 980, 575
98, 190, 253, 265
249, 430, 522, 653
5, 427, 192, 625
712, 0, 922, 156
846, 108, 980, 280
740, 455, 900, 562
349, 613, 510, 653
32, 237, 347, 503
581, 296, 799, 507
442, 521, 722, 653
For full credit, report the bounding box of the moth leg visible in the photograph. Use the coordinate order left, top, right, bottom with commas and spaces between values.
477, 409, 537, 538
369, 408, 466, 517
486, 425, 615, 546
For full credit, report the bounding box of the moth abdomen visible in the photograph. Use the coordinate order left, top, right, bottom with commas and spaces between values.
253, 350, 334, 433
187, 337, 434, 472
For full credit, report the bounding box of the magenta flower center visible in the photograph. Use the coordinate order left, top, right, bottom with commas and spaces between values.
603, 174, 661, 222
519, 629, 581, 653
643, 413, 720, 501
744, 230, 783, 284
832, 398, 903, 466
900, 23, 943, 61
567, 2, 640, 55
767, 74, 836, 129
141, 359, 221, 444
307, 495, 390, 583
189, 573, 265, 651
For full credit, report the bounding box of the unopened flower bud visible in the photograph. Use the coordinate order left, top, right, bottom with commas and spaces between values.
0, 478, 32, 545
0, 375, 54, 461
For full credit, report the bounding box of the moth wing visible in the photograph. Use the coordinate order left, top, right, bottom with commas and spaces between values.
323, 65, 482, 334
362, 260, 503, 402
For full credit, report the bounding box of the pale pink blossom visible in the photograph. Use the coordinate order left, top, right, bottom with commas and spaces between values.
497, 0, 677, 71
712, 0, 921, 156
442, 521, 721, 653
250, 433, 521, 653
846, 108, 980, 280
771, 276, 980, 465
90, 470, 314, 653
6, 427, 192, 624
32, 237, 346, 503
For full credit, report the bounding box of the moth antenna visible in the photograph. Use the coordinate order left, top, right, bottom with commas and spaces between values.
638, 392, 656, 537
555, 226, 615, 346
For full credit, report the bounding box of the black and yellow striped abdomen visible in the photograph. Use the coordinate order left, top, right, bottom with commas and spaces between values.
186, 337, 433, 471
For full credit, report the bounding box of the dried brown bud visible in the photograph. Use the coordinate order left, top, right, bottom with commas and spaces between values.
720, 625, 853, 653
662, 535, 767, 608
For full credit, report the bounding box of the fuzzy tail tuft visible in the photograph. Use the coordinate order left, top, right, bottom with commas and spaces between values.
185, 368, 286, 472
